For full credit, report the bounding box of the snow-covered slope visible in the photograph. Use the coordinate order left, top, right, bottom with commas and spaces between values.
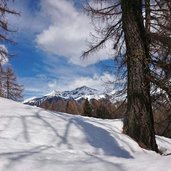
24, 86, 106, 104
0, 97, 171, 171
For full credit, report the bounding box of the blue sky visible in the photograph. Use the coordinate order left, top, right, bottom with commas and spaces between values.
6, 0, 117, 99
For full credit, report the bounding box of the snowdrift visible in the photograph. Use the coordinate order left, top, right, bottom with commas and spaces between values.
0, 97, 171, 171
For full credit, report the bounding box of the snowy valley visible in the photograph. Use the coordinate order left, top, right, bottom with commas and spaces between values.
0, 97, 171, 171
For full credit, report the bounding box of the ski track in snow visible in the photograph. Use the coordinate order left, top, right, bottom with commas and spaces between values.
0, 97, 171, 171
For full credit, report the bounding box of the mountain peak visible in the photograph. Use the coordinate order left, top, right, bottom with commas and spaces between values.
72, 85, 98, 93
74, 86, 97, 91
24, 86, 105, 104
45, 90, 60, 97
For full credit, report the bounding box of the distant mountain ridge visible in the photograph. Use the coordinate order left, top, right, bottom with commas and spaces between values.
24, 86, 107, 105
23, 86, 127, 120
46, 86, 103, 100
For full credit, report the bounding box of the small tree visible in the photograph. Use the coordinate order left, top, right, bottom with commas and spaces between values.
3, 67, 23, 101
49, 100, 57, 111
83, 99, 92, 117
66, 100, 79, 114
96, 104, 111, 119
41, 100, 50, 110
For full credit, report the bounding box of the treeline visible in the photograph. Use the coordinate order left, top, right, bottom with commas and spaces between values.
0, 65, 23, 101
152, 94, 171, 138
39, 97, 126, 119
37, 96, 171, 138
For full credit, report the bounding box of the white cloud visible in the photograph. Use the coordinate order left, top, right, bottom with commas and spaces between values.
8, 0, 48, 38
20, 72, 116, 99
8, 0, 116, 68
36, 0, 115, 66
47, 72, 116, 92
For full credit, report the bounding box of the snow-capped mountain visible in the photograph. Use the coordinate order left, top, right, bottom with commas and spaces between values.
46, 86, 100, 99
23, 86, 124, 119
24, 86, 107, 105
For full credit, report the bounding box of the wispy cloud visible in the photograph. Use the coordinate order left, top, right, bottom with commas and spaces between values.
8, 0, 48, 38
20, 71, 116, 99
36, 0, 115, 66
57, 72, 117, 92
9, 0, 115, 66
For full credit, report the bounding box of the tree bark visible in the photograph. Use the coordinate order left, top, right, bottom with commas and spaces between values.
121, 0, 158, 151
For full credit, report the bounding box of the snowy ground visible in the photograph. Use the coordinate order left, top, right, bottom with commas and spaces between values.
0, 97, 171, 171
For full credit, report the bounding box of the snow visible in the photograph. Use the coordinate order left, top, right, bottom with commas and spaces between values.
25, 86, 107, 104
47, 86, 103, 100
0, 97, 171, 171
23, 97, 38, 104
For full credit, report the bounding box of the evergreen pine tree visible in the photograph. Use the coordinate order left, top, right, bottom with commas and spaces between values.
96, 104, 111, 119
83, 99, 92, 117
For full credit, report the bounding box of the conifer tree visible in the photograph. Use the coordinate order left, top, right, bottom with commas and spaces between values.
66, 100, 79, 114
81, 0, 171, 151
0, 0, 19, 100
83, 99, 92, 117
96, 104, 111, 119
3, 67, 23, 101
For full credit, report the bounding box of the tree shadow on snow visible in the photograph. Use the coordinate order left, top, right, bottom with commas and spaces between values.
0, 145, 52, 171
0, 108, 133, 161
35, 111, 133, 158
71, 117, 133, 158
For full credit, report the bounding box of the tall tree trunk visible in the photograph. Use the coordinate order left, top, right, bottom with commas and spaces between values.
121, 0, 158, 151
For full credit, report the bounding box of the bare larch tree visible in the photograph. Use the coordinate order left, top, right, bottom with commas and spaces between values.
0, 0, 21, 101
121, 0, 157, 151
3, 66, 23, 101
82, 0, 171, 152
